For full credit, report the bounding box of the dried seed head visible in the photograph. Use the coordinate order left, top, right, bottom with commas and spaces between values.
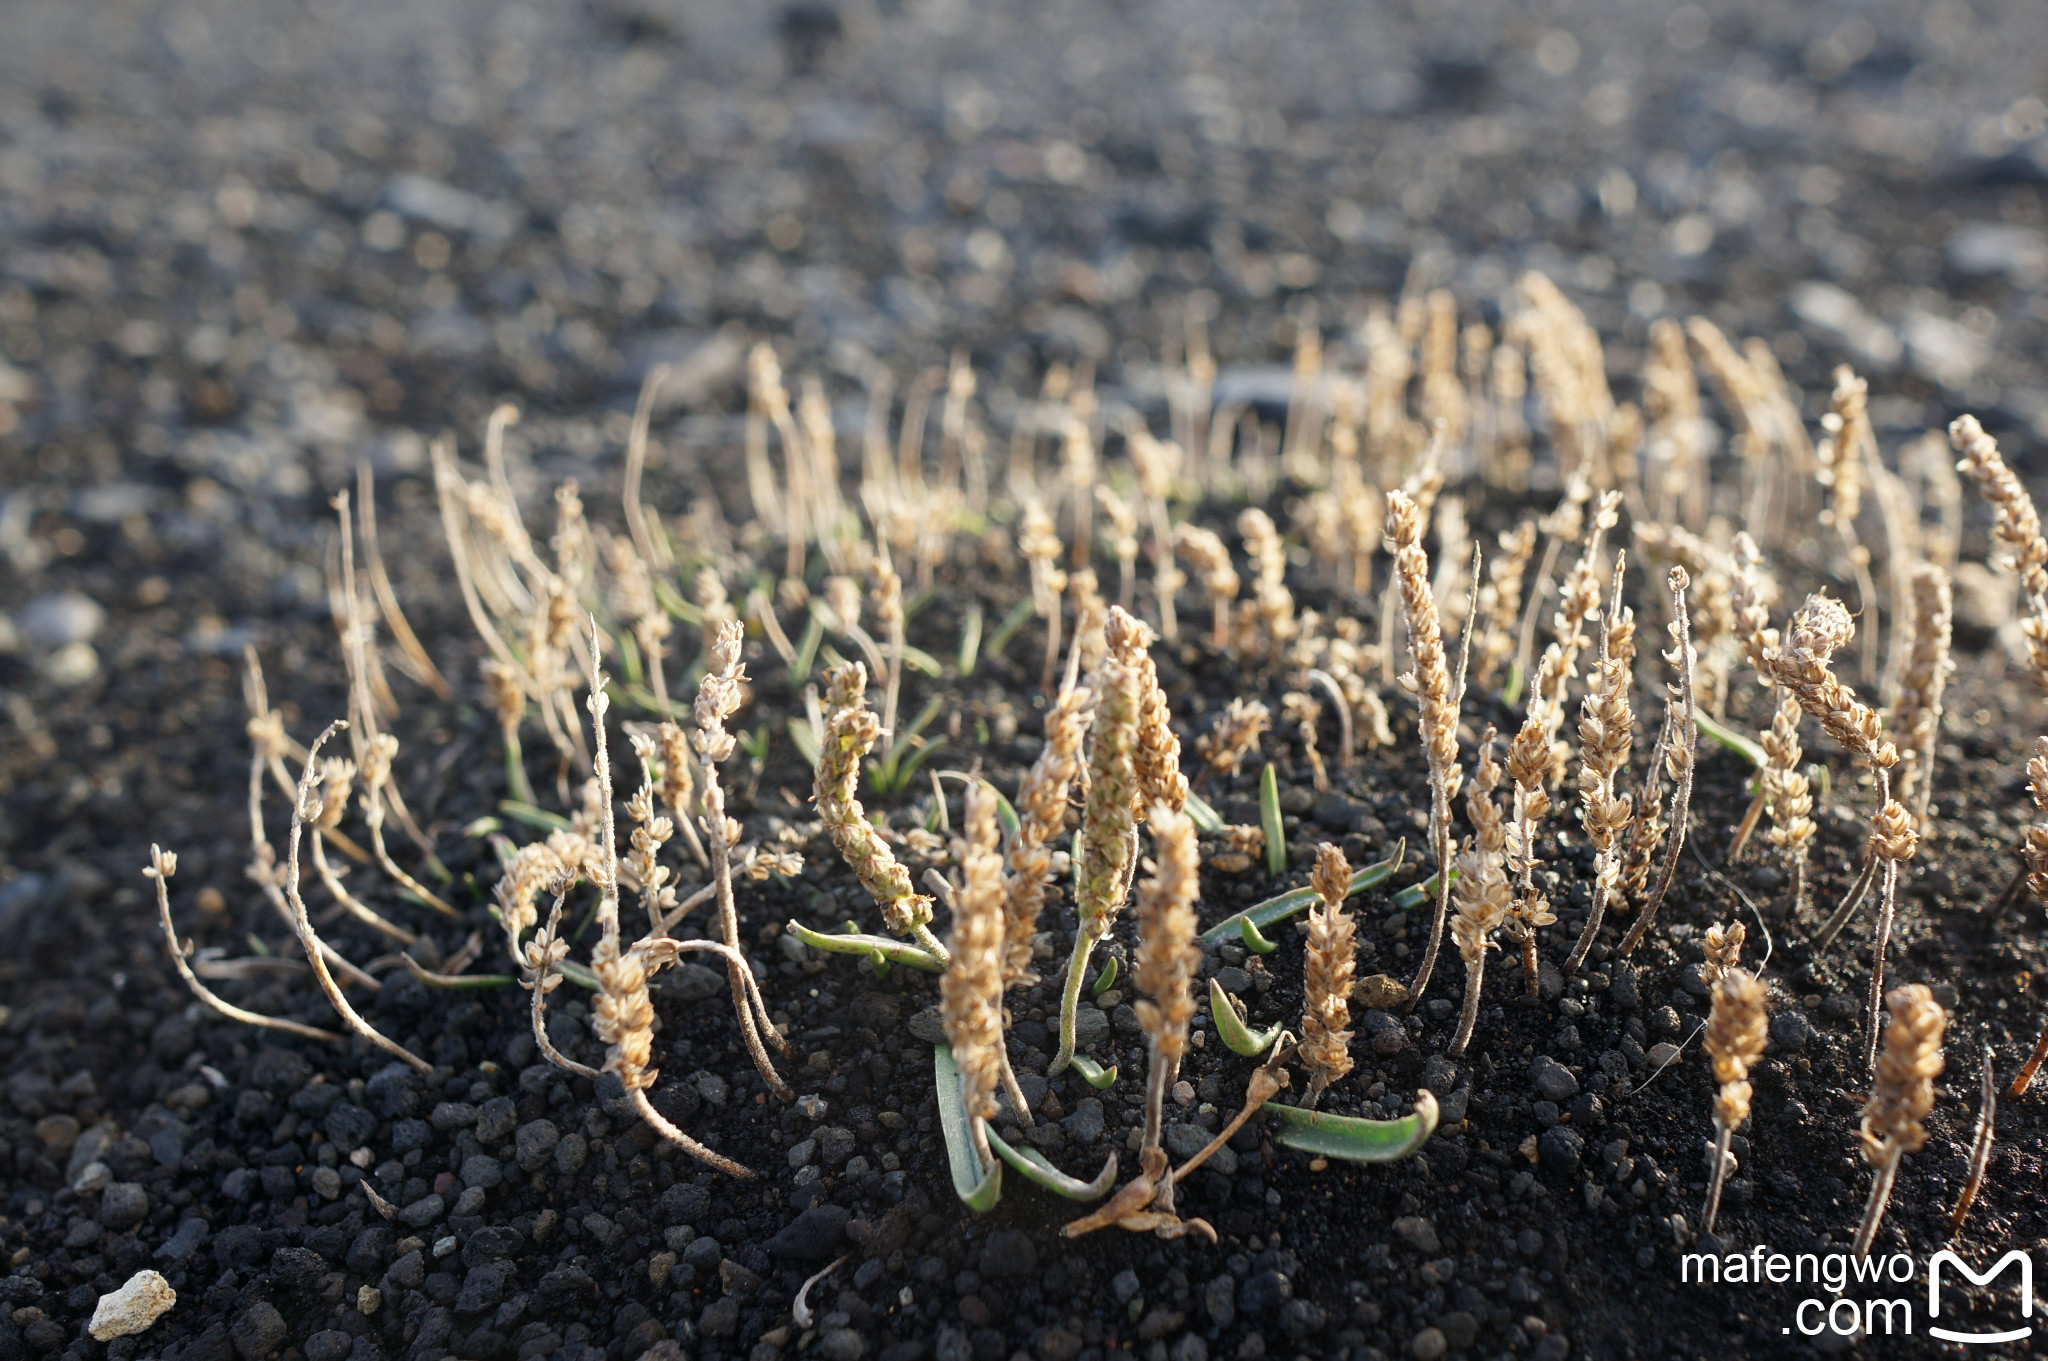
656, 722, 695, 823
1870, 799, 1919, 864
1700, 921, 1746, 989
1705, 968, 1767, 1131
1300, 842, 1357, 1092
1076, 641, 1141, 939
1860, 984, 1945, 1163
1003, 684, 1094, 983
2023, 738, 2048, 903
1387, 489, 1460, 794
1890, 564, 1953, 811
1133, 803, 1200, 1062
1195, 698, 1270, 779
1763, 595, 1897, 768
1108, 609, 1187, 818
1951, 414, 2048, 604
1816, 366, 1869, 530
1451, 731, 1512, 966
815, 661, 931, 936
1726, 531, 1779, 687
942, 783, 1007, 1126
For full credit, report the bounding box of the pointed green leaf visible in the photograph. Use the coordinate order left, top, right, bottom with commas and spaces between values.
1391, 869, 1453, 911
498, 800, 572, 834
1183, 791, 1226, 833
791, 613, 825, 685
958, 603, 984, 676
1259, 764, 1286, 875
1265, 1090, 1439, 1163
1208, 977, 1282, 1057
787, 920, 947, 972
787, 717, 823, 769
553, 959, 599, 991
1238, 916, 1278, 954
900, 645, 943, 677
1088, 955, 1119, 997
981, 779, 1021, 845
1199, 841, 1407, 945
933, 1044, 1003, 1212
985, 1127, 1118, 1201
1070, 1054, 1119, 1089
399, 956, 515, 990
1695, 709, 1767, 768
984, 598, 1035, 662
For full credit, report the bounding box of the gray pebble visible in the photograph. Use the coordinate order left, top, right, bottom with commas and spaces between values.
787, 1138, 817, 1168
1392, 1215, 1440, 1255
474, 1097, 517, 1145
1063, 1098, 1105, 1146
1528, 1055, 1579, 1104
908, 1008, 948, 1044
817, 1126, 856, 1166
514, 1120, 559, 1173
98, 1182, 148, 1232
1770, 1011, 1812, 1051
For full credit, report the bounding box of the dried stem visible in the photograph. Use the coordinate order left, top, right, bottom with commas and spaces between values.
1949, 1048, 1997, 1237
282, 722, 430, 1073
1619, 567, 1697, 957
149, 846, 344, 1044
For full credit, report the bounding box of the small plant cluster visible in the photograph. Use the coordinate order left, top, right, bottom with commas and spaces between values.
156, 272, 2048, 1260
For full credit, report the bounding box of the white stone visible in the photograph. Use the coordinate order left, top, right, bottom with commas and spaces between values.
89, 1270, 176, 1340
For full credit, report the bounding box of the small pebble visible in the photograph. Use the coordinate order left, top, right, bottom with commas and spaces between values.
1411, 1325, 1447, 1360
89, 1270, 175, 1340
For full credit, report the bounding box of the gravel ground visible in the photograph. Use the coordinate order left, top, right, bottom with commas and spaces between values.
8, 3, 2048, 1361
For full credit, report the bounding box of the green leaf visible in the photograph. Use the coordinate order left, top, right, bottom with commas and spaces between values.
617, 630, 644, 688
461, 816, 503, 839
1208, 977, 1283, 1057
554, 960, 599, 991
1391, 868, 1452, 911
791, 613, 825, 685
1183, 791, 1226, 833
1502, 659, 1525, 707
981, 779, 1021, 845
958, 603, 984, 676
984, 598, 1035, 662
653, 578, 705, 625
1259, 764, 1286, 875
1199, 841, 1407, 945
786, 920, 947, 973
933, 1044, 1003, 1212
1088, 956, 1118, 997
984, 1126, 1117, 1201
1070, 1054, 1118, 1089
1695, 709, 1767, 768
787, 717, 822, 769
900, 645, 943, 677
399, 956, 514, 990
498, 800, 572, 834
1265, 1090, 1439, 1163
1238, 916, 1278, 954
901, 693, 947, 744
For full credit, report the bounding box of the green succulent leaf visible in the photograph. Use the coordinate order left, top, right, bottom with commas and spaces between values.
933, 1044, 1003, 1212
1183, 791, 1226, 833
786, 920, 947, 973
1695, 709, 1768, 768
984, 1126, 1117, 1201
1070, 1055, 1119, 1089
1265, 1090, 1439, 1163
1391, 868, 1453, 911
1259, 764, 1286, 876
1208, 977, 1283, 1057
1088, 956, 1119, 997
1238, 916, 1279, 954
1199, 841, 1407, 946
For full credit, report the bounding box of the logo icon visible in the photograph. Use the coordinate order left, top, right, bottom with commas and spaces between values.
1928, 1250, 2034, 1345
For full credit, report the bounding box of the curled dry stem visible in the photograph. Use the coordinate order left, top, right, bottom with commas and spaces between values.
149, 845, 344, 1044
283, 723, 431, 1073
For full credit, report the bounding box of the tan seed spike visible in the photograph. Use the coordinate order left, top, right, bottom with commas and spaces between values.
1853, 984, 1945, 1257
814, 661, 941, 954
1300, 843, 1358, 1100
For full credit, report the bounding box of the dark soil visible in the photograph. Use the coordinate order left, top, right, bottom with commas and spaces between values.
8, 3, 2048, 1361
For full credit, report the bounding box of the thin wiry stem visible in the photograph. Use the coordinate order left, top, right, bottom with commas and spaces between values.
282, 723, 431, 1073
1620, 568, 1697, 957
149, 846, 344, 1045
1949, 1048, 1997, 1237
